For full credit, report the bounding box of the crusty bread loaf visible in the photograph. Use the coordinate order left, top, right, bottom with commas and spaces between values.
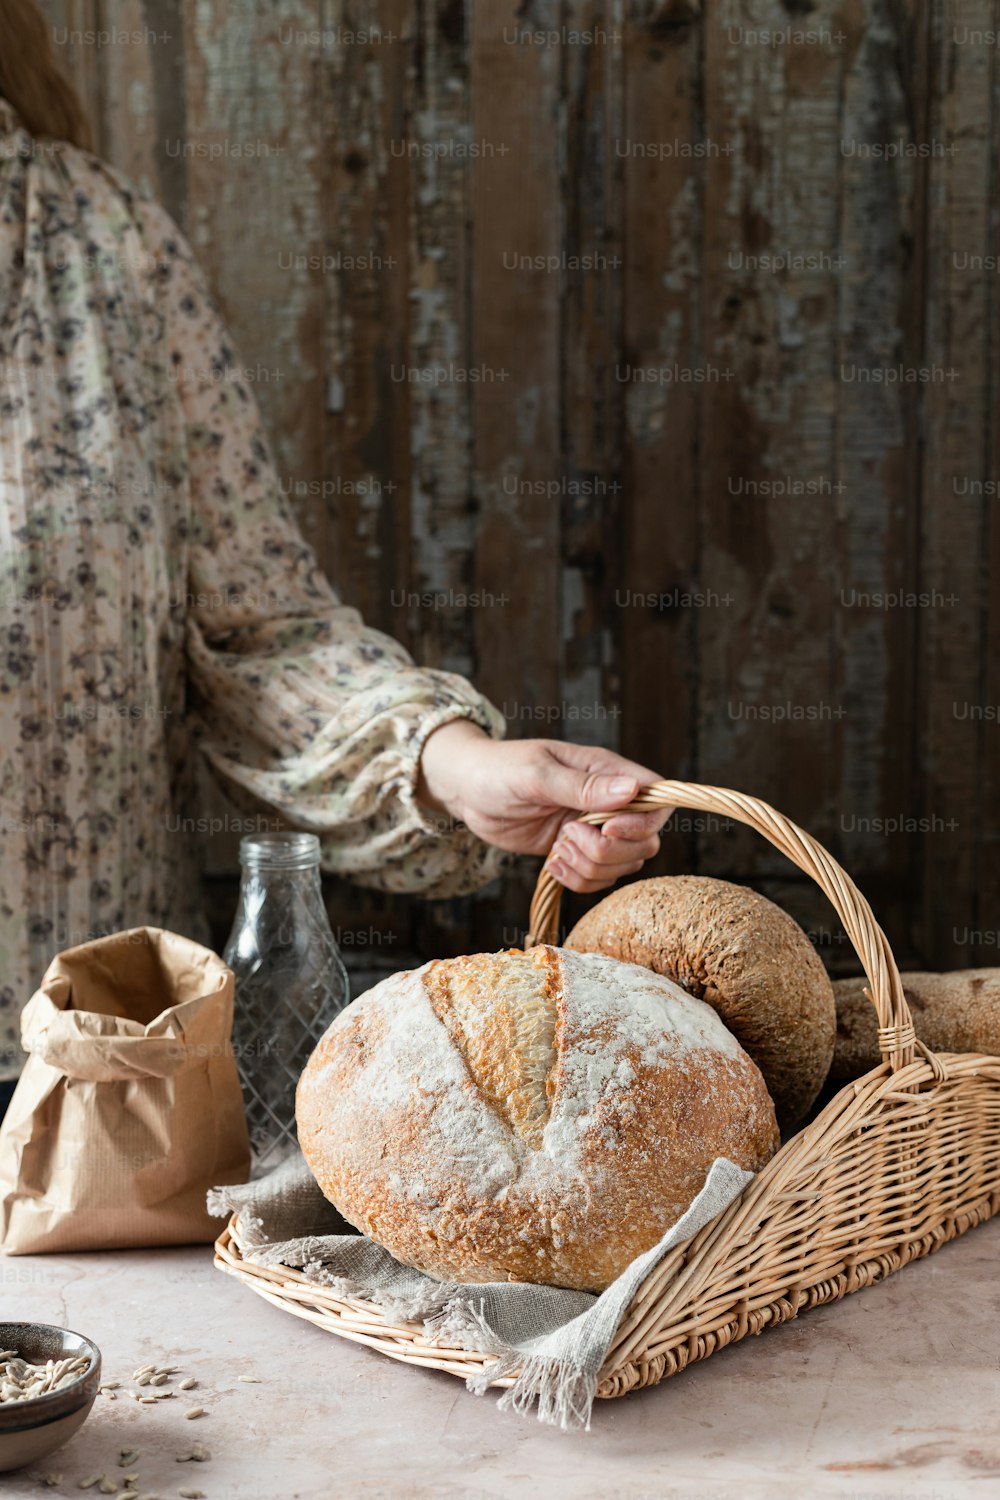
565, 876, 835, 1128
832, 969, 1000, 1080
296, 945, 779, 1292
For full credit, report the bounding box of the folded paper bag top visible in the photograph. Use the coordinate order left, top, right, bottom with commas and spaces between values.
0, 927, 251, 1253
25, 932, 232, 1081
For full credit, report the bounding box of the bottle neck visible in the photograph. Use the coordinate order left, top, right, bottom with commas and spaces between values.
238, 863, 324, 892
238, 832, 321, 873
234, 833, 328, 922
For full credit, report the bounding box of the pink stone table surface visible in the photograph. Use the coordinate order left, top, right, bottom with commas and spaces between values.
6, 1215, 1000, 1499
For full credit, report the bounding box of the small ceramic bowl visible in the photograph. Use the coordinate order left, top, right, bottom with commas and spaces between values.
0, 1323, 101, 1472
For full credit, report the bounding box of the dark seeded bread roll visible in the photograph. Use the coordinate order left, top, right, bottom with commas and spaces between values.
832, 969, 1000, 1080
565, 876, 836, 1129
297, 944, 779, 1292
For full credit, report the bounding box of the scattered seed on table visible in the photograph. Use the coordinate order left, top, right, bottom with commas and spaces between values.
118, 1451, 139, 1467
237, 1375, 260, 1382
121, 1475, 139, 1485
79, 1478, 102, 1491
150, 1372, 168, 1386
178, 1377, 197, 1391
190, 1444, 210, 1462
184, 1407, 206, 1420
97, 1479, 118, 1495
100, 1381, 120, 1391
132, 1365, 155, 1379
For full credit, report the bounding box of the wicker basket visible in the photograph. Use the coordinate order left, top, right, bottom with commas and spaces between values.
213, 780, 1000, 1399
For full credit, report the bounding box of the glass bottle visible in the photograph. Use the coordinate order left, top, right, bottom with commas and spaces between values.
223, 832, 349, 1174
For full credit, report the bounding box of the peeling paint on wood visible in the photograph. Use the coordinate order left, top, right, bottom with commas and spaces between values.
42, 0, 998, 969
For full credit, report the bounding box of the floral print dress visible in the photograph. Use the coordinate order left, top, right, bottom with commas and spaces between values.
0, 99, 506, 1079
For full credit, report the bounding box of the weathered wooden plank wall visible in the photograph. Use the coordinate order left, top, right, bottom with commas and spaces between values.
41, 0, 999, 977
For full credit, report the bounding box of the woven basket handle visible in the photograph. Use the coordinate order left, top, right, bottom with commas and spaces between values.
525, 779, 916, 1074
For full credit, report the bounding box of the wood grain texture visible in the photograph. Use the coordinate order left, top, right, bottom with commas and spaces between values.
40, 0, 997, 976
916, 0, 994, 966
618, 0, 703, 891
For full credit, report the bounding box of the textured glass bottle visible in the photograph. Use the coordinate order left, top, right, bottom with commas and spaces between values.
223, 833, 349, 1173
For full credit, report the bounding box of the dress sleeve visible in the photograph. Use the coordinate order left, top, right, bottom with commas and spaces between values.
138, 197, 509, 897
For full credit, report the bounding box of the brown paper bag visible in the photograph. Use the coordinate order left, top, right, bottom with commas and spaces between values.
0, 927, 251, 1253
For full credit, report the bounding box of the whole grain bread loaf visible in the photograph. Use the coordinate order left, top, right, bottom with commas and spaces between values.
832, 968, 1000, 1080
296, 944, 779, 1292
565, 876, 836, 1128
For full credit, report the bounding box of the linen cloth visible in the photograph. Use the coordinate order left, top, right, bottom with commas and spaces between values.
208, 1152, 752, 1429
0, 98, 507, 1077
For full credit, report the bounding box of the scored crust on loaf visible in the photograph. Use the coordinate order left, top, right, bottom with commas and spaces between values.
425, 947, 560, 1150
297, 945, 780, 1292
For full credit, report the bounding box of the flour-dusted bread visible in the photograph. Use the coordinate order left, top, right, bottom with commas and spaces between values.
565, 876, 836, 1129
296, 945, 779, 1292
832, 969, 1000, 1080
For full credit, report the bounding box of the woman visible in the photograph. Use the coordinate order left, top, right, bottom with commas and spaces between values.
0, 5, 668, 1105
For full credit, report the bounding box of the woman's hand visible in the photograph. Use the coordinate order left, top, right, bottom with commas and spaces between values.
416, 719, 671, 893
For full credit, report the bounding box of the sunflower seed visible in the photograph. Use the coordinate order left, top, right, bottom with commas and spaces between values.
132, 1365, 156, 1379
236, 1374, 261, 1382
178, 1377, 197, 1391
98, 1480, 118, 1495
118, 1451, 140, 1467
184, 1407, 206, 1420
0, 1350, 90, 1403
150, 1372, 168, 1386
100, 1381, 121, 1391
79, 1478, 102, 1491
